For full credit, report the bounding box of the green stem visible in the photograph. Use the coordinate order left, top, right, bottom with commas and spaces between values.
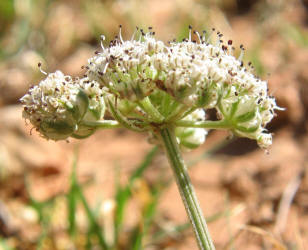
107, 98, 147, 132
165, 103, 189, 122
138, 97, 165, 123
81, 120, 122, 129
175, 119, 230, 130
159, 126, 215, 250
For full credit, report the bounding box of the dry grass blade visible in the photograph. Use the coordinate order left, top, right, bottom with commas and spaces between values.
229, 225, 288, 250
274, 167, 305, 235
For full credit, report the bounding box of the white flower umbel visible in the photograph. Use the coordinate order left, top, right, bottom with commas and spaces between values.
86, 26, 281, 148
20, 71, 105, 140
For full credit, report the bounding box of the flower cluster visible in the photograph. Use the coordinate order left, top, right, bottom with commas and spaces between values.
20, 70, 105, 140
20, 26, 281, 148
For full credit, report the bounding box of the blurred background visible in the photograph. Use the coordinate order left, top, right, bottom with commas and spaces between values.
0, 0, 307, 249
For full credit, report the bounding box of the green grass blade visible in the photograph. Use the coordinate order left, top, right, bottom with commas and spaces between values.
131, 187, 160, 250
114, 146, 158, 246
67, 154, 78, 237
76, 183, 108, 249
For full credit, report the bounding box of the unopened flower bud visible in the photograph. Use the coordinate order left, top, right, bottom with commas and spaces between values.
176, 109, 207, 149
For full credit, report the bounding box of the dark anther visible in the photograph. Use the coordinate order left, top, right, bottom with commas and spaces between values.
91, 83, 94, 87
148, 26, 153, 30
189, 25, 192, 29
228, 40, 233, 45
119, 24, 122, 28
38, 62, 41, 67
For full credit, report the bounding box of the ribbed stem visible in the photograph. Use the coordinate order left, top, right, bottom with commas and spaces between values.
159, 126, 215, 250
81, 120, 122, 129
138, 97, 165, 123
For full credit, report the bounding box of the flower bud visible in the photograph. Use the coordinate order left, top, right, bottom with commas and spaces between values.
218, 90, 277, 148
176, 109, 207, 149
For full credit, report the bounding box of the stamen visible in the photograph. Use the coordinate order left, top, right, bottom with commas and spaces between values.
118, 24, 124, 43
38, 62, 47, 75
103, 62, 109, 74
228, 40, 233, 55
131, 26, 139, 41
238, 44, 245, 61
188, 25, 192, 42
202, 30, 206, 43
100, 35, 106, 50
194, 31, 202, 43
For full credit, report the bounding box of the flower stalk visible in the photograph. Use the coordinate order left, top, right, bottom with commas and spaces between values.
159, 126, 215, 250
175, 119, 231, 130
80, 120, 122, 129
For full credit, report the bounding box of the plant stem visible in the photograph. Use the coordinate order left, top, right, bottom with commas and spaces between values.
159, 126, 215, 250
175, 119, 230, 130
138, 97, 165, 123
81, 120, 122, 129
